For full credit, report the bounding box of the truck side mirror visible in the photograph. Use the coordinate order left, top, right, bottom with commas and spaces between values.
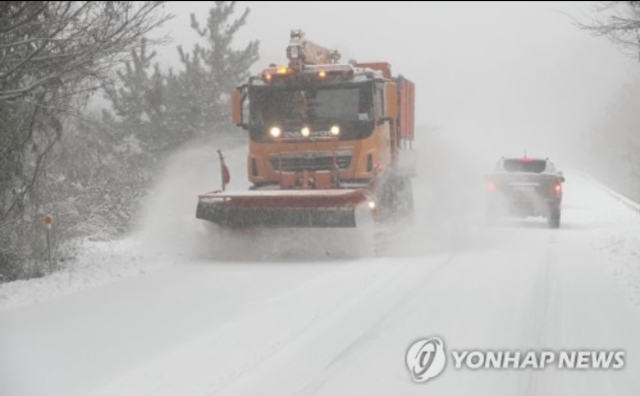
231, 87, 248, 129
558, 171, 565, 183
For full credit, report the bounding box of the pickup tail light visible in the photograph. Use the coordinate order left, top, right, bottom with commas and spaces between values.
487, 182, 496, 192
554, 183, 562, 198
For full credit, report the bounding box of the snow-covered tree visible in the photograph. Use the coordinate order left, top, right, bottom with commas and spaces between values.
0, 1, 170, 280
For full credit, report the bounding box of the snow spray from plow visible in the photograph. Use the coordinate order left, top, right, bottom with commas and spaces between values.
133, 139, 379, 261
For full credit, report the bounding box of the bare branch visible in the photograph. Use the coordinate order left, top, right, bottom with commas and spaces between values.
578, 1, 640, 59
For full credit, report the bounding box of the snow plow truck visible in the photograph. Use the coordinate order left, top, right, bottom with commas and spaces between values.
196, 30, 416, 228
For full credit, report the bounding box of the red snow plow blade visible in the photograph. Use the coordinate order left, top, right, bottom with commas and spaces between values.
196, 189, 371, 228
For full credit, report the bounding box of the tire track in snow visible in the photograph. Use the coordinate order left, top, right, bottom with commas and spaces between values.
211, 249, 472, 396
295, 254, 458, 396
518, 231, 557, 396
88, 258, 414, 396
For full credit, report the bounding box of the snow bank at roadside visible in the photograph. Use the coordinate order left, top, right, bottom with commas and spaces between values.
573, 173, 640, 306
0, 237, 174, 310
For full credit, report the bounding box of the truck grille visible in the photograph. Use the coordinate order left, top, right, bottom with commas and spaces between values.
269, 150, 352, 172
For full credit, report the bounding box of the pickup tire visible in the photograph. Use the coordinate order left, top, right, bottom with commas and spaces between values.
547, 208, 561, 229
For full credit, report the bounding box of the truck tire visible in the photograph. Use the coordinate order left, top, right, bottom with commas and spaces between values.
400, 177, 414, 215
379, 175, 413, 221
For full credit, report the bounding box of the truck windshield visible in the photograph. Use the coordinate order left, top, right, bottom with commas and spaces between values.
502, 159, 547, 173
249, 83, 374, 141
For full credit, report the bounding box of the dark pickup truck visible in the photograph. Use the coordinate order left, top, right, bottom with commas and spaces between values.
485, 157, 565, 228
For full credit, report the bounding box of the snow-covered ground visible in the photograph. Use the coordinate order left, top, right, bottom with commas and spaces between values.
1, 142, 640, 395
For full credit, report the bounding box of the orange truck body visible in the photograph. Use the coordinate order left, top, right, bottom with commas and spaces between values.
196, 32, 416, 228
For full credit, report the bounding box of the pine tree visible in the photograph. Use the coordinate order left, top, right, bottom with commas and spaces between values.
104, 38, 162, 126
175, 1, 259, 135
103, 38, 170, 153
104, 1, 260, 151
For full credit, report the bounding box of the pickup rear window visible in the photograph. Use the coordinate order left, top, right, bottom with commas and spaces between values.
501, 159, 547, 173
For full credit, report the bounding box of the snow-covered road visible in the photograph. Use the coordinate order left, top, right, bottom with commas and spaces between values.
2, 167, 640, 396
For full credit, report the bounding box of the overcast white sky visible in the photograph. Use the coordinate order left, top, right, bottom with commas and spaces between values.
153, 1, 639, 165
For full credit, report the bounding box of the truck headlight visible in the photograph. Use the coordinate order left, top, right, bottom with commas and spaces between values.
330, 125, 340, 135
270, 126, 281, 137
301, 126, 311, 137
